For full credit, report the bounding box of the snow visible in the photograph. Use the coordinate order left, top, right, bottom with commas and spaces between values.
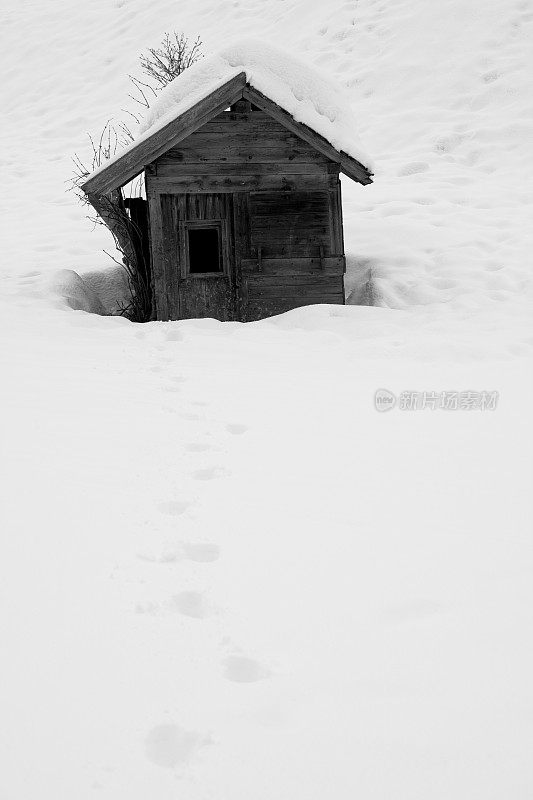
137, 38, 374, 169
86, 37, 374, 186
1, 0, 533, 797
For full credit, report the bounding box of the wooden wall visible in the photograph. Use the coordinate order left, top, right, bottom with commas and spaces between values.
146, 108, 345, 321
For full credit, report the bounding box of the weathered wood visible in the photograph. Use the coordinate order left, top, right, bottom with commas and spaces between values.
158, 142, 329, 164
241, 256, 345, 275
160, 194, 181, 317
330, 179, 346, 302
178, 275, 234, 320
82, 72, 247, 194
247, 290, 344, 301
156, 162, 334, 177
207, 110, 273, 124
242, 85, 372, 185
137, 86, 354, 320
328, 180, 344, 255
83, 75, 371, 194
147, 192, 168, 320
155, 111, 332, 165
146, 174, 338, 193
158, 192, 236, 321
249, 190, 332, 258
232, 193, 250, 320
246, 275, 344, 291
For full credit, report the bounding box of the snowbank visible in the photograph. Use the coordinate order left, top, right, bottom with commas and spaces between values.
2, 0, 533, 797
44, 266, 130, 316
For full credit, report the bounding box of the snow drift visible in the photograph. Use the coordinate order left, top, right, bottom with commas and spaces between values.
1, 0, 533, 798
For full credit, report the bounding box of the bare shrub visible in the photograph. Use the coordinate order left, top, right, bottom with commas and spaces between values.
71, 33, 204, 322
140, 32, 203, 88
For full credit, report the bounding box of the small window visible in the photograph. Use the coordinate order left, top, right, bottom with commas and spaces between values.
187, 226, 222, 274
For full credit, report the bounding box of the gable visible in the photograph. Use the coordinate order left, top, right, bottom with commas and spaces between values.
82, 73, 372, 196
154, 108, 330, 169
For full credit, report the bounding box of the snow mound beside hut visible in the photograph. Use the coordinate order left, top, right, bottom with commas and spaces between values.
136, 38, 373, 171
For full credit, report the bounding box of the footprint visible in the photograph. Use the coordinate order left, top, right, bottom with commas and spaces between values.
185, 441, 212, 452
226, 423, 248, 435
138, 542, 219, 564
135, 601, 160, 615
144, 723, 206, 768
482, 69, 501, 83
397, 161, 429, 176
137, 549, 181, 564
172, 591, 209, 618
165, 329, 183, 342
157, 500, 190, 516
192, 466, 229, 481
222, 655, 269, 683
434, 134, 463, 153
183, 543, 220, 563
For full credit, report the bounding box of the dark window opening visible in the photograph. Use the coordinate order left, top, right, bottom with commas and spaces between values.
187, 227, 222, 274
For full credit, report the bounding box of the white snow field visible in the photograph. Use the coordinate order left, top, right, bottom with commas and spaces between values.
1, 0, 533, 798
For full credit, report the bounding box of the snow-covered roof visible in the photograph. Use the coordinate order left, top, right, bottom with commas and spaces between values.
83, 38, 373, 194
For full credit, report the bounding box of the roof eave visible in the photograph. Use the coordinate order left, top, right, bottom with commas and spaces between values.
81, 72, 373, 196
81, 71, 248, 195
242, 85, 373, 185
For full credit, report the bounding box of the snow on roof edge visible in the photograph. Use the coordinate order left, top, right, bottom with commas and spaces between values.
85, 38, 374, 186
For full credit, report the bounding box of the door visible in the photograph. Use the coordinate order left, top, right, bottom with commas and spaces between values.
161, 193, 236, 320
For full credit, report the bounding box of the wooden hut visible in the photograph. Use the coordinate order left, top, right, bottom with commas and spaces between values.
82, 64, 373, 322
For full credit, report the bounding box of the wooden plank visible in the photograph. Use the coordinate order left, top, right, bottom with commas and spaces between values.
241, 256, 345, 275
178, 275, 234, 321
232, 193, 248, 320
160, 194, 182, 317
208, 110, 275, 124
246, 276, 343, 291
242, 85, 373, 185
330, 179, 346, 303
146, 174, 338, 192
245, 273, 344, 301
198, 122, 288, 135
247, 288, 344, 300
156, 162, 332, 177
250, 190, 329, 212
158, 140, 329, 164
147, 192, 168, 321
82, 72, 247, 194
249, 190, 332, 257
